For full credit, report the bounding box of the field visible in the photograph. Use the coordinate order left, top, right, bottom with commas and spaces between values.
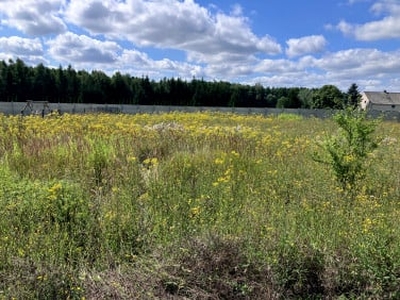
0, 111, 399, 299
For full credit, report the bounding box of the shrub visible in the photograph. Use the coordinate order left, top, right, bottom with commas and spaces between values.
313, 108, 380, 199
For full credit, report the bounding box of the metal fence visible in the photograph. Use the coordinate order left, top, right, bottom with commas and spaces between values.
0, 101, 398, 121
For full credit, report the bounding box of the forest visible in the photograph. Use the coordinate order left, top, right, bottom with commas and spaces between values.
0, 59, 361, 108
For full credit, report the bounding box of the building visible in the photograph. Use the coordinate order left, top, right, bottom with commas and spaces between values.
361, 91, 400, 112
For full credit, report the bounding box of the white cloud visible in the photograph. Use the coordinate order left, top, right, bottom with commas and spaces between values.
0, 0, 67, 35
255, 59, 300, 74
64, 0, 281, 63
230, 4, 243, 17
347, 0, 370, 4
336, 0, 400, 40
46, 32, 203, 79
313, 48, 400, 78
47, 32, 121, 65
285, 35, 327, 57
338, 17, 400, 40
0, 36, 43, 56
245, 46, 400, 90
0, 36, 46, 65
335, 20, 354, 36
119, 49, 151, 68
370, 0, 400, 15
120, 49, 202, 79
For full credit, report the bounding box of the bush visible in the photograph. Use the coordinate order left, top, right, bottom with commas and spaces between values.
313, 108, 380, 198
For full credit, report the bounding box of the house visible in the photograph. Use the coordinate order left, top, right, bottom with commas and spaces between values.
361, 91, 400, 112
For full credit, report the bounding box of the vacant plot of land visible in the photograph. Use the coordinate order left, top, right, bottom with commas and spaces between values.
0, 112, 399, 299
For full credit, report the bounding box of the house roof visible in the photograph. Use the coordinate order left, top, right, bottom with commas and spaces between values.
363, 91, 400, 105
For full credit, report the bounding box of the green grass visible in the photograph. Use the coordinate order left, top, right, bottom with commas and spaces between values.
0, 112, 399, 299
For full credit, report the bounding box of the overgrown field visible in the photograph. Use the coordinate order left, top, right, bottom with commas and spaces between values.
0, 112, 399, 299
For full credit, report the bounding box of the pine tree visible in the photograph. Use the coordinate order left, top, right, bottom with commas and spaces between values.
347, 83, 361, 108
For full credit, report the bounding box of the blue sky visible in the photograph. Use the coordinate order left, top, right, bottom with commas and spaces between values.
0, 0, 399, 91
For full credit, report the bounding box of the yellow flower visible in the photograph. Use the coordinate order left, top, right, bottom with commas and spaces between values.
190, 206, 200, 217
48, 182, 62, 194
344, 154, 354, 163
127, 155, 137, 162
143, 157, 158, 166
362, 218, 373, 234
48, 182, 63, 200
230, 150, 239, 157
214, 157, 224, 164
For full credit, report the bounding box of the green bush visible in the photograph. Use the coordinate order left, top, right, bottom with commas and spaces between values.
313, 108, 380, 197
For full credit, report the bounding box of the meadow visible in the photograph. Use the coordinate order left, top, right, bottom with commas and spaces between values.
0, 111, 399, 299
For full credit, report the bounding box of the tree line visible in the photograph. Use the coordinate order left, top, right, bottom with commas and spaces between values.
0, 59, 361, 108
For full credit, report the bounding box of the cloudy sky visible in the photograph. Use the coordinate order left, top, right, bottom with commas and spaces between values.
0, 0, 399, 91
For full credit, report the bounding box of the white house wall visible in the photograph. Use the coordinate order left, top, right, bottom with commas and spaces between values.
360, 93, 370, 110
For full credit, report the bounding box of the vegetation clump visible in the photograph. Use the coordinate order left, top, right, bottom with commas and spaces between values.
313, 107, 381, 198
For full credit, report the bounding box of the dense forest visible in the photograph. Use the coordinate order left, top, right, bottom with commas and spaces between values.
0, 59, 361, 108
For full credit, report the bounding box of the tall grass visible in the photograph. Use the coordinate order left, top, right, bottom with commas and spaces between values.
0, 112, 399, 299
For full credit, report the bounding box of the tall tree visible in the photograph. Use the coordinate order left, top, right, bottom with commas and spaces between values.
7, 59, 31, 101
253, 83, 266, 107
91, 70, 111, 103
287, 88, 301, 108
297, 88, 315, 108
32, 63, 54, 101
311, 85, 345, 109
347, 83, 361, 108
111, 72, 133, 104
0, 61, 7, 101
276, 96, 290, 108
191, 78, 209, 106
266, 93, 277, 107
138, 76, 154, 105
66, 65, 79, 103
55, 65, 67, 102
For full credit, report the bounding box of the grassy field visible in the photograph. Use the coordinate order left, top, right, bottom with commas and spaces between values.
0, 111, 399, 299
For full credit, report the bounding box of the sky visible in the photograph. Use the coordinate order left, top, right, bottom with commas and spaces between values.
0, 0, 400, 91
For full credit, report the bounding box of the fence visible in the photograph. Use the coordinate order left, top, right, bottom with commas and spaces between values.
0, 102, 398, 121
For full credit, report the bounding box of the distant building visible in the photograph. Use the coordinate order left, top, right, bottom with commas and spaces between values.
361, 91, 400, 112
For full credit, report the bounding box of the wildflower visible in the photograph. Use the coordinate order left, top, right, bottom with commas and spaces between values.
48, 182, 62, 200
48, 182, 62, 194
214, 157, 224, 164
127, 155, 137, 162
230, 150, 240, 157
143, 157, 158, 166
190, 206, 200, 217
362, 218, 373, 234
344, 154, 354, 163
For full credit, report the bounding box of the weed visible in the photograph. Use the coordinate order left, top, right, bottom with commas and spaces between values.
313, 108, 381, 200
